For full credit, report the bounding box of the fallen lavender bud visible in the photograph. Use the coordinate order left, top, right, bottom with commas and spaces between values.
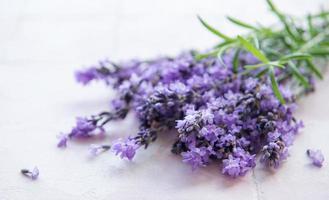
307, 149, 324, 167
21, 167, 39, 180
88, 144, 111, 156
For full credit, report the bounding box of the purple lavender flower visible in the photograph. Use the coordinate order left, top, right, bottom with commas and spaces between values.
58, 117, 107, 148
200, 125, 223, 143
307, 149, 324, 167
69, 117, 99, 138
75, 68, 97, 85
244, 77, 258, 91
62, 48, 309, 178
75, 59, 115, 85
221, 149, 255, 177
112, 138, 140, 160
57, 133, 69, 148
176, 111, 202, 133
21, 167, 39, 180
181, 147, 209, 170
201, 109, 214, 125
222, 155, 243, 178
260, 141, 288, 168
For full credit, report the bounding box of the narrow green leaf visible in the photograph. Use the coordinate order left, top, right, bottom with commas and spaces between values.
266, 0, 300, 42
308, 47, 329, 56
269, 62, 285, 69
269, 66, 286, 104
288, 61, 310, 88
305, 60, 323, 79
320, 41, 329, 46
217, 44, 232, 59
197, 15, 233, 41
256, 68, 269, 77
244, 63, 267, 70
252, 35, 260, 49
214, 40, 235, 48
227, 16, 258, 30
195, 53, 210, 61
195, 50, 218, 60
263, 47, 281, 57
233, 49, 241, 73
311, 11, 329, 18
237, 36, 270, 63
266, 0, 279, 13
307, 14, 317, 37
279, 53, 311, 63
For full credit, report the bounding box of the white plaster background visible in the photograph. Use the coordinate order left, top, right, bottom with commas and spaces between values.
0, 0, 328, 199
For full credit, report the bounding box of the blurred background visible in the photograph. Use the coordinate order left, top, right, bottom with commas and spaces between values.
0, 0, 328, 200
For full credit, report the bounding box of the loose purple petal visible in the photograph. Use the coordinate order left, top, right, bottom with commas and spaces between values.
57, 133, 69, 148
307, 149, 324, 167
21, 166, 39, 180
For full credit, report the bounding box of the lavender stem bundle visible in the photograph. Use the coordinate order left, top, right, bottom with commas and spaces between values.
59, 0, 329, 178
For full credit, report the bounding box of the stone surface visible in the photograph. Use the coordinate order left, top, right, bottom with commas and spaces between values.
0, 0, 328, 199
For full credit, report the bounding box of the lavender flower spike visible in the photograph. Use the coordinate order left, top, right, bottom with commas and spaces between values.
112, 137, 140, 160
307, 149, 324, 167
21, 166, 39, 180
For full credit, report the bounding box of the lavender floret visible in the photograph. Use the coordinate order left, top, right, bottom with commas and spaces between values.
21, 167, 39, 180
307, 149, 324, 167
88, 144, 111, 156
112, 138, 140, 160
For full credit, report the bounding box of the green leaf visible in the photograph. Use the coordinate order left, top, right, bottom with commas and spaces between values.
269, 61, 285, 68
252, 35, 260, 49
214, 40, 236, 48
269, 66, 286, 104
279, 53, 311, 63
307, 14, 317, 37
244, 63, 267, 70
266, 0, 300, 43
305, 60, 323, 79
197, 15, 233, 41
320, 40, 329, 46
237, 36, 270, 63
311, 11, 329, 19
217, 44, 233, 59
195, 50, 218, 60
308, 47, 329, 56
233, 49, 241, 73
288, 61, 310, 88
227, 16, 258, 30
256, 68, 269, 77
266, 0, 279, 13
263, 47, 282, 57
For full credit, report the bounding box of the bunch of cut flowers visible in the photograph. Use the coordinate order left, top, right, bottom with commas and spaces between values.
58, 0, 328, 178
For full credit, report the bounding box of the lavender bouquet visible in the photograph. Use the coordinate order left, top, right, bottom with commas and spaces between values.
58, 0, 328, 178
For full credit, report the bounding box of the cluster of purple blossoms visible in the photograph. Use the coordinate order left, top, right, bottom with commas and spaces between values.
60, 50, 307, 178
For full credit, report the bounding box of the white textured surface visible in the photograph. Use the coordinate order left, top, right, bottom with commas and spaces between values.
0, 0, 329, 199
